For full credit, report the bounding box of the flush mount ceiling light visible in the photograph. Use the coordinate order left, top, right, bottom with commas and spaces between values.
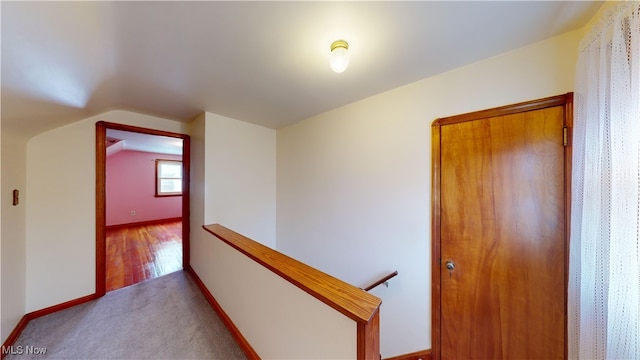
329, 40, 349, 73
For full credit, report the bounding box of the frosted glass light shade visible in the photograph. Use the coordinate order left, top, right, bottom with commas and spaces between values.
329, 40, 349, 73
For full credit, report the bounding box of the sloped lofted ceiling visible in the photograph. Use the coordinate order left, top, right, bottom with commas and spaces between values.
106, 129, 184, 156
2, 1, 603, 139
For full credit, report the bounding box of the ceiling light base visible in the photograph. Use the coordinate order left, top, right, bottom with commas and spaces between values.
329, 40, 350, 73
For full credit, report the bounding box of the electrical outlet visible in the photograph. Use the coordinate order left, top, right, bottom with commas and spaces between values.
130, 210, 136, 216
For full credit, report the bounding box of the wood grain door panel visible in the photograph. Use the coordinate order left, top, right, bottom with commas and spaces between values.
434, 96, 570, 360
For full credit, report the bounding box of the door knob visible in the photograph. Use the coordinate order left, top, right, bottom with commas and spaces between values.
445, 260, 455, 271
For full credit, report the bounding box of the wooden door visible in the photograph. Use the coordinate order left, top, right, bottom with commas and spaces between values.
431, 94, 572, 360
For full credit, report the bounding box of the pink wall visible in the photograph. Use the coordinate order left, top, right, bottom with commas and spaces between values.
106, 150, 182, 226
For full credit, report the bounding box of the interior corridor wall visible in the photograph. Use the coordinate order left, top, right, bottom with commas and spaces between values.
190, 111, 382, 357
189, 112, 285, 356
190, 112, 276, 247
276, 28, 583, 357
189, 111, 276, 284
25, 111, 187, 312
1, 131, 27, 343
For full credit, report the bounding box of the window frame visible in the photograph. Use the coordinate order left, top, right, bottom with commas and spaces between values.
155, 159, 183, 197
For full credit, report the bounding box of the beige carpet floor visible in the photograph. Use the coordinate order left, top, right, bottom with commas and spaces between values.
6, 270, 246, 360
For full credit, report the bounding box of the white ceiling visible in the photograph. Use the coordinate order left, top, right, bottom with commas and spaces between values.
2, 1, 603, 139
106, 129, 183, 156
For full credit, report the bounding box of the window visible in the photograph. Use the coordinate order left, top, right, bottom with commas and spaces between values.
156, 160, 182, 196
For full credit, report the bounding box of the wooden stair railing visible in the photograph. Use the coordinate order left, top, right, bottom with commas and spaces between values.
362, 271, 399, 292
202, 224, 382, 359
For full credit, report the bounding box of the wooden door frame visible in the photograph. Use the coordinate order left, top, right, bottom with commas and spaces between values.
430, 93, 573, 359
95, 121, 191, 297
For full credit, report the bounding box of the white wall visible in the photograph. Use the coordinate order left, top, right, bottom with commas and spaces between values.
1, 131, 27, 343
276, 29, 583, 358
25, 110, 187, 312
189, 112, 351, 359
195, 230, 357, 359
189, 110, 276, 280
189, 112, 207, 257
200, 112, 276, 246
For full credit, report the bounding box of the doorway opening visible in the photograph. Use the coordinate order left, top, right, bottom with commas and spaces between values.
96, 121, 190, 296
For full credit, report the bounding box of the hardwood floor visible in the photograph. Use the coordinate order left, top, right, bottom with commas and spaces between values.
106, 220, 182, 292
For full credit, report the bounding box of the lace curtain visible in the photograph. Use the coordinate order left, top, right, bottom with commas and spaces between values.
569, 2, 640, 359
